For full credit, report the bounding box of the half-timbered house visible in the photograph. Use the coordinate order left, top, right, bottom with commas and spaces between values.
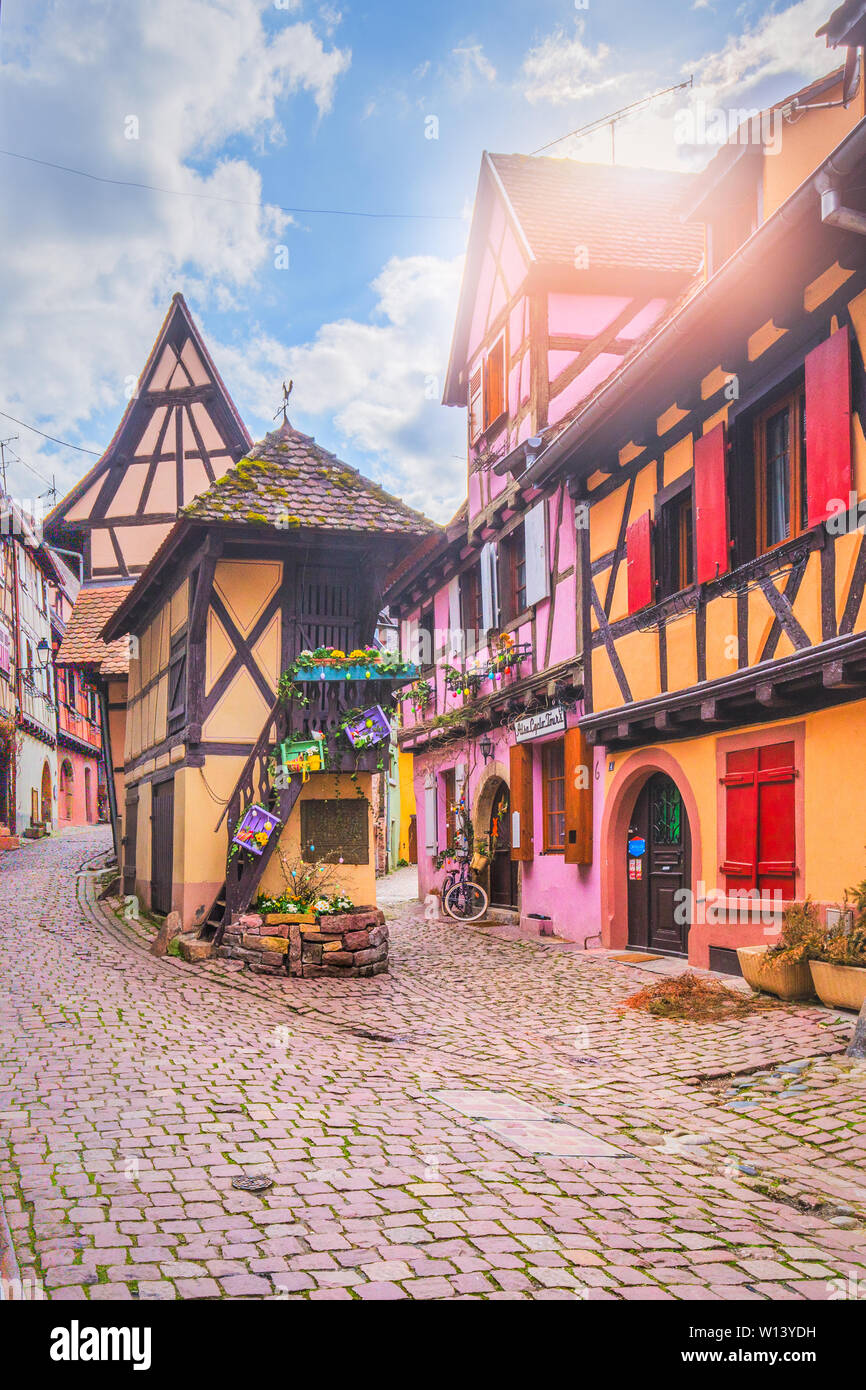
385, 154, 703, 940
101, 416, 435, 933
496, 52, 866, 967
48, 292, 251, 852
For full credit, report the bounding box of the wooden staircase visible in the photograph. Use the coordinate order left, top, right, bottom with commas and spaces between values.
203, 681, 388, 945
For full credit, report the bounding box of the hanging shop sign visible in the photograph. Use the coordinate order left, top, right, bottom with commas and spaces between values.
514, 705, 567, 743
232, 804, 281, 857
342, 705, 391, 748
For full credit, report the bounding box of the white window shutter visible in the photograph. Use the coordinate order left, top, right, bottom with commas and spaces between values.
480, 541, 499, 632
523, 500, 549, 607
447, 576, 461, 657
424, 774, 438, 857
512, 810, 521, 850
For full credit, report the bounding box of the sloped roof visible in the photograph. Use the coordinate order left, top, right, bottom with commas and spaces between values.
488, 155, 704, 274
55, 585, 132, 677
182, 418, 439, 537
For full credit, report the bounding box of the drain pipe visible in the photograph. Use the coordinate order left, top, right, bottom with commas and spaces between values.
821, 182, 866, 235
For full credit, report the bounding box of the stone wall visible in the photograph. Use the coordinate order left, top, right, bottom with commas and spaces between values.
218, 906, 388, 979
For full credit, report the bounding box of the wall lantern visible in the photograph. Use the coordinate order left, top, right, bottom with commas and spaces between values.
36, 638, 51, 668
480, 733, 494, 764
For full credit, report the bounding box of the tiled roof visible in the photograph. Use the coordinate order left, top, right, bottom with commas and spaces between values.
182, 419, 439, 537
56, 585, 133, 677
489, 154, 704, 274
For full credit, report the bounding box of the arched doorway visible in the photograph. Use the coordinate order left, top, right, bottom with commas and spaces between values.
60, 759, 74, 821
487, 778, 517, 909
84, 766, 93, 823
40, 761, 52, 826
626, 771, 691, 955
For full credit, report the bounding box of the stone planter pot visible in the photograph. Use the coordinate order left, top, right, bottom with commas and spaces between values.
217, 906, 388, 979
737, 945, 815, 1001
809, 960, 866, 1012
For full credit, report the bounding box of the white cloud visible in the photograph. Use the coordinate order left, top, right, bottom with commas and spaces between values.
215, 255, 467, 521
0, 0, 350, 501
451, 43, 497, 91
686, 0, 832, 102
522, 19, 615, 105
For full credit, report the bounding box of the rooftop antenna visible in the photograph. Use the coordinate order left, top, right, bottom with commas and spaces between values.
274, 379, 293, 426
0, 434, 19, 495
531, 77, 694, 161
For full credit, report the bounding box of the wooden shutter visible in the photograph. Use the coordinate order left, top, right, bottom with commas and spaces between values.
720, 749, 758, 893
626, 511, 654, 613
423, 775, 438, 857
468, 368, 483, 444
454, 762, 467, 852
480, 540, 499, 632
523, 499, 549, 607
509, 743, 534, 862
756, 742, 796, 899
0, 621, 11, 677
483, 335, 505, 429
447, 576, 461, 657
694, 423, 729, 583
563, 726, 592, 865
805, 325, 852, 528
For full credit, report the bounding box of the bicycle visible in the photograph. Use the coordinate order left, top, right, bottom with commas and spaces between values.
441, 856, 489, 921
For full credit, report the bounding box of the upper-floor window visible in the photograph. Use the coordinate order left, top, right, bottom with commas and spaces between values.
460, 562, 483, 636
754, 386, 806, 552
418, 602, 434, 670
656, 484, 694, 600
468, 333, 506, 445
500, 524, 526, 623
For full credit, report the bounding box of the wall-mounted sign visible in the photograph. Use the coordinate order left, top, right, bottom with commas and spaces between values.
628, 837, 646, 857
514, 705, 567, 743
232, 804, 281, 857
628, 857, 643, 881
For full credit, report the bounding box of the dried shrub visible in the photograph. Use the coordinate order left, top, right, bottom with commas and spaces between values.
762, 899, 824, 968
622, 971, 784, 1022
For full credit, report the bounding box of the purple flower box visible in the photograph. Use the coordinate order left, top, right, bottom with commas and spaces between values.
232, 804, 281, 857
343, 704, 391, 748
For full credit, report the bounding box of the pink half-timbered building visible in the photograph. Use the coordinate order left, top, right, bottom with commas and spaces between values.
386, 154, 703, 939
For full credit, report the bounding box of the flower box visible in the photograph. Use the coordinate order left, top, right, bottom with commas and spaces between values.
809, 960, 866, 1012
278, 738, 323, 775
737, 945, 815, 1001
232, 805, 280, 857
343, 705, 391, 747
292, 662, 418, 682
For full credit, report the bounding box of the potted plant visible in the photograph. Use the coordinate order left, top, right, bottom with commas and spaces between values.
809, 884, 866, 1010
737, 899, 820, 1001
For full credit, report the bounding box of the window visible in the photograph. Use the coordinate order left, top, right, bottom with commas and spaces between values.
721, 741, 796, 900
483, 334, 505, 431
541, 740, 566, 852
468, 368, 483, 445
166, 631, 187, 736
460, 563, 483, 638
500, 525, 526, 623
755, 386, 806, 553
418, 602, 434, 670
442, 768, 457, 851
656, 486, 694, 599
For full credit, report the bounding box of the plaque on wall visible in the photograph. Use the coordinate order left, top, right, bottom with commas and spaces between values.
300, 799, 369, 864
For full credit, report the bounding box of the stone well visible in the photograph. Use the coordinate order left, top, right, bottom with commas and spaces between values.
218, 906, 388, 979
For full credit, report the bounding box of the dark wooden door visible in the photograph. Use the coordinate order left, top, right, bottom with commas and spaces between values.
489, 782, 518, 909
123, 789, 139, 897
627, 773, 689, 955
407, 814, 417, 865
151, 779, 174, 916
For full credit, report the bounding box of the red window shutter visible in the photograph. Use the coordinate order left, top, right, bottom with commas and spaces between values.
805, 325, 852, 528
468, 368, 483, 444
483, 336, 505, 430
509, 742, 534, 862
626, 511, 654, 613
721, 748, 758, 893
756, 742, 796, 899
563, 726, 592, 865
694, 422, 729, 583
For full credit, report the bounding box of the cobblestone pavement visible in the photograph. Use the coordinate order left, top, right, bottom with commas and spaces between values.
1, 827, 866, 1302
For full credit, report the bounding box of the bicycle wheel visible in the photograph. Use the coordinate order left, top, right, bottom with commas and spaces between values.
443, 880, 489, 922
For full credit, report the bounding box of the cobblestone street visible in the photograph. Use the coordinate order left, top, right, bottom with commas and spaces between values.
1, 827, 865, 1302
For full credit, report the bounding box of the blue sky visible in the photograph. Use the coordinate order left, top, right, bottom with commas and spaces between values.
0, 0, 841, 520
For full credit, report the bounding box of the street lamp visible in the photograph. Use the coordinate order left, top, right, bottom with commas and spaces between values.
480, 733, 494, 764
36, 638, 50, 668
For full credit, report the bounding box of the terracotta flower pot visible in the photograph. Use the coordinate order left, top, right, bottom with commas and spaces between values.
809, 960, 866, 1012
737, 945, 815, 1001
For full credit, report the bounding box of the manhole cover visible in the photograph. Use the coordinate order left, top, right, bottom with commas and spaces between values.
231, 1175, 273, 1193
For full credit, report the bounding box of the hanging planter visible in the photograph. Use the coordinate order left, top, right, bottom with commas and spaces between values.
342, 705, 391, 748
